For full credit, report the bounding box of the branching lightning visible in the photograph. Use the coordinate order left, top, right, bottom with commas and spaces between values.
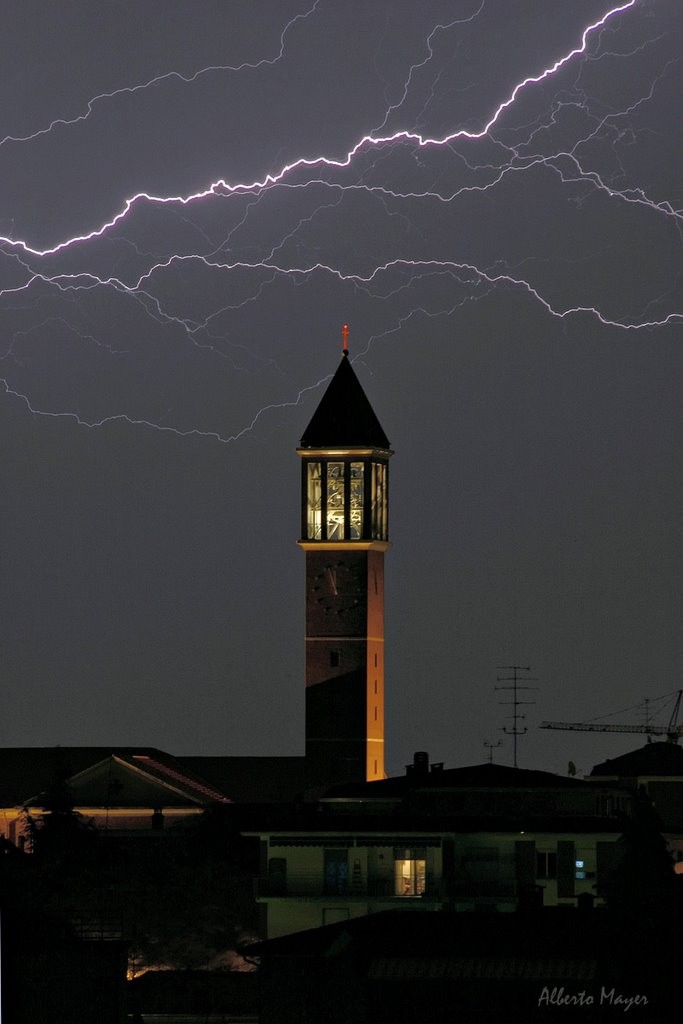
0, 0, 640, 258
0, 0, 322, 150
1, 0, 680, 442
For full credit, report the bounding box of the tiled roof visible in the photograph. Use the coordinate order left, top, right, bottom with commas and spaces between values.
368, 955, 596, 981
0, 747, 231, 807
123, 754, 231, 804
241, 907, 610, 959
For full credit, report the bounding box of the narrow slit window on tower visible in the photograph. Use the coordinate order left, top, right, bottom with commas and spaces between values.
330, 650, 341, 668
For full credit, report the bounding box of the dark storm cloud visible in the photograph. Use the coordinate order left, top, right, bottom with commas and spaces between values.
1, 1, 681, 774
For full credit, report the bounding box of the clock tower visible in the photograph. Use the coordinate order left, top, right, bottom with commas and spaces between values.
298, 331, 392, 785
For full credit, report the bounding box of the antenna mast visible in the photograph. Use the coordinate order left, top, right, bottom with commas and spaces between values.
496, 665, 537, 768
483, 739, 503, 764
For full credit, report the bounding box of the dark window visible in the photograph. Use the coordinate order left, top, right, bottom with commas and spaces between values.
536, 851, 557, 879
268, 857, 287, 896
324, 849, 349, 895
557, 840, 575, 898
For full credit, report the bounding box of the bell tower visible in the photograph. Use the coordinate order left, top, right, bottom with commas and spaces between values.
297, 328, 392, 785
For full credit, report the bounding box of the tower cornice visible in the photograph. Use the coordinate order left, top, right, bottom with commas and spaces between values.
296, 446, 393, 459
297, 540, 391, 552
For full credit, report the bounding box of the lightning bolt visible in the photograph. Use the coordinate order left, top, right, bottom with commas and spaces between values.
0, 372, 331, 444
2, 0, 680, 443
0, 0, 323, 150
0, 0, 640, 257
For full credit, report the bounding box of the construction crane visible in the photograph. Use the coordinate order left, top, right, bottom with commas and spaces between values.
540, 690, 683, 744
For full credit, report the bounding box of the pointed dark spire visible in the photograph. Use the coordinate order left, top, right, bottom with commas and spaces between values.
299, 354, 390, 449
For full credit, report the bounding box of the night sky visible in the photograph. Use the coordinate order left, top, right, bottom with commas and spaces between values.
2, 1, 682, 778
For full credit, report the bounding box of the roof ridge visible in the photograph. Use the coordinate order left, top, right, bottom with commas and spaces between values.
130, 754, 231, 803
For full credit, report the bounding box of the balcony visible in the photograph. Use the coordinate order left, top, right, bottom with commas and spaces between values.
255, 874, 444, 900
449, 879, 517, 898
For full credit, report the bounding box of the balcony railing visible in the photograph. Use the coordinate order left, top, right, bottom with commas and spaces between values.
257, 874, 522, 900
256, 874, 445, 900
449, 879, 517, 898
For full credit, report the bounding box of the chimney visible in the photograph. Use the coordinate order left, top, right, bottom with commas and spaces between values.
406, 751, 429, 777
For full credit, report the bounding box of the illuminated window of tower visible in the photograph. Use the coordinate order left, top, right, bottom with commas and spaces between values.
327, 462, 345, 540
306, 463, 322, 540
349, 462, 364, 539
371, 462, 387, 540
394, 848, 426, 897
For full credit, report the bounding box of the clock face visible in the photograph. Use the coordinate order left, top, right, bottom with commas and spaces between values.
311, 560, 365, 616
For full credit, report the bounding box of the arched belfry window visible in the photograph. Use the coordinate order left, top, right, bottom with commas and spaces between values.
303, 457, 388, 542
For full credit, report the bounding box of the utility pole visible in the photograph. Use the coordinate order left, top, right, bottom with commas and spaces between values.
496, 665, 537, 768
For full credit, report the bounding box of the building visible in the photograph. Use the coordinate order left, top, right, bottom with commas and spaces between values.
297, 342, 393, 786
0, 746, 231, 848
248, 752, 631, 939
245, 908, 674, 1024
588, 741, 683, 861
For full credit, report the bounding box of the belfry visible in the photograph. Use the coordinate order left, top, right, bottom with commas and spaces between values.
297, 329, 392, 784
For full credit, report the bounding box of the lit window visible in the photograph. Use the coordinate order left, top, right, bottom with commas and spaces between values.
349, 463, 364, 539
306, 463, 322, 539
394, 849, 426, 897
575, 859, 586, 880
371, 462, 387, 540
327, 463, 345, 539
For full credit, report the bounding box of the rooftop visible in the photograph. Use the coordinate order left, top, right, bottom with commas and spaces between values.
299, 353, 391, 450
590, 741, 683, 778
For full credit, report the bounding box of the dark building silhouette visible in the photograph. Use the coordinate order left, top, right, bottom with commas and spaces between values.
245, 907, 673, 1023
589, 742, 683, 831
